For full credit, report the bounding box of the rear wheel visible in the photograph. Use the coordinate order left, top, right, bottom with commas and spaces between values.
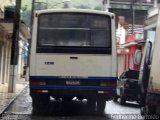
87, 99, 96, 112
146, 104, 156, 114
97, 99, 106, 112
119, 96, 126, 105
141, 105, 156, 120
32, 94, 50, 115
140, 106, 145, 115
113, 95, 119, 102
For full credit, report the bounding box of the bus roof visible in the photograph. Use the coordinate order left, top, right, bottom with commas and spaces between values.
35, 9, 115, 17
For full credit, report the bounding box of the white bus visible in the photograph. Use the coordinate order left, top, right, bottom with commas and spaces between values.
30, 9, 117, 113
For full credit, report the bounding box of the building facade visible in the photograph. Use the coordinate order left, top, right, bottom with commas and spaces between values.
105, 0, 154, 76
0, 1, 30, 92
0, 22, 30, 86
0, 22, 12, 85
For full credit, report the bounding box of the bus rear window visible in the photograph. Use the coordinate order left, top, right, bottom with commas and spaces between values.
37, 13, 111, 54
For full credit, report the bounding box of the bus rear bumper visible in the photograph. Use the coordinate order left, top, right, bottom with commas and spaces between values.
30, 86, 116, 100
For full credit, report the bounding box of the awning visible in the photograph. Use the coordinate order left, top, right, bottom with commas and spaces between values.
121, 41, 138, 48
4, 5, 15, 13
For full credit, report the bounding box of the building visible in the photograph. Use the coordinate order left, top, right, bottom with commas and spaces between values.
114, 0, 160, 76
0, 1, 30, 92
103, 0, 155, 76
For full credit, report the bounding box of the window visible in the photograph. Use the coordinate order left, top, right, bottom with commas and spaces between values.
37, 13, 111, 54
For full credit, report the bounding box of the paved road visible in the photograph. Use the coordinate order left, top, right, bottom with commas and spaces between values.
0, 87, 141, 120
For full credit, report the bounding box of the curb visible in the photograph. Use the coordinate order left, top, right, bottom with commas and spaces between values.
0, 84, 29, 116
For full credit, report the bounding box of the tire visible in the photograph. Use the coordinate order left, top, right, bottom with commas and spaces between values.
141, 105, 155, 120
140, 106, 145, 115
119, 96, 125, 105
97, 99, 106, 112
113, 96, 118, 102
147, 104, 156, 114
32, 94, 50, 115
87, 99, 96, 112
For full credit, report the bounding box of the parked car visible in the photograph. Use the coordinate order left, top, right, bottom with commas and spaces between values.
114, 69, 140, 105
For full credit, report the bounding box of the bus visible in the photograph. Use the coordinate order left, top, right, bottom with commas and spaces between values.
29, 9, 117, 113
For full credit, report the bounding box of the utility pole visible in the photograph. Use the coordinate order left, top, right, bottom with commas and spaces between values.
8, 0, 21, 93
30, 0, 35, 32
131, 0, 136, 34
102, 0, 110, 12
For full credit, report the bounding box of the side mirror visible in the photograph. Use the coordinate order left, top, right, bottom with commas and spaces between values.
121, 76, 126, 79
134, 50, 142, 65
147, 59, 151, 65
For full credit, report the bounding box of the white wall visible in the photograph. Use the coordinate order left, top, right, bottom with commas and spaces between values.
116, 24, 127, 45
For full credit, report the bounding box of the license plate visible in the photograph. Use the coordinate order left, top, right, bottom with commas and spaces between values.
66, 80, 80, 85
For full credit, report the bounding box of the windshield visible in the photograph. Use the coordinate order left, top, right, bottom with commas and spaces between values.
37, 13, 111, 48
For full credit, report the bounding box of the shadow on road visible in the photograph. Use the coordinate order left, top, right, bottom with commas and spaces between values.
32, 100, 107, 116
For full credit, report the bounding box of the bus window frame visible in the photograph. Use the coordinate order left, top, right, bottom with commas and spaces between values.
36, 12, 112, 54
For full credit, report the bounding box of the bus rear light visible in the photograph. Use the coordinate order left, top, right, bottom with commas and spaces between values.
35, 90, 48, 93
100, 81, 116, 86
98, 91, 113, 94
104, 91, 113, 94
35, 90, 43, 92
31, 80, 46, 85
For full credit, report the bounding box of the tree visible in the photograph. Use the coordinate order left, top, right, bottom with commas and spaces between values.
76, 5, 90, 9
63, 3, 69, 8
94, 6, 102, 10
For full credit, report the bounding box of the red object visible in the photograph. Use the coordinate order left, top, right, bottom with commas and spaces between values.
35, 90, 43, 93
30, 79, 46, 85
119, 33, 142, 71
126, 33, 136, 43
124, 45, 141, 71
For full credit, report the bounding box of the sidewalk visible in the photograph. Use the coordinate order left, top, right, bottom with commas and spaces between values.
0, 78, 28, 115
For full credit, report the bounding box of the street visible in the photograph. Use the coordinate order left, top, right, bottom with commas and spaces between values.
1, 86, 141, 120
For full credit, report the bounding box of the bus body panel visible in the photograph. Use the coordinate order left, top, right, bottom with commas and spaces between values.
30, 9, 117, 78
34, 54, 112, 76
111, 13, 117, 78
29, 10, 117, 111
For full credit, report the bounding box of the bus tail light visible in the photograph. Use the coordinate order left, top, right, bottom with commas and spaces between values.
30, 80, 46, 85
35, 90, 48, 93
100, 81, 116, 86
98, 91, 113, 94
